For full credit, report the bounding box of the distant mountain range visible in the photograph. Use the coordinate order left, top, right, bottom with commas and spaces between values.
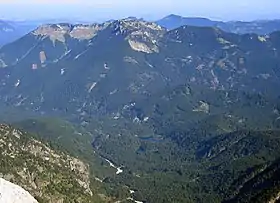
0, 20, 16, 46
1, 17, 280, 202
0, 20, 39, 47
156, 14, 280, 34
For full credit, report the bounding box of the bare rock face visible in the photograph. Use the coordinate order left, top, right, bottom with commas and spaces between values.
32, 23, 103, 43
0, 178, 38, 203
113, 18, 164, 53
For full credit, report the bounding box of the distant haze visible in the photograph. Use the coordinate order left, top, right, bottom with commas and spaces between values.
0, 0, 279, 22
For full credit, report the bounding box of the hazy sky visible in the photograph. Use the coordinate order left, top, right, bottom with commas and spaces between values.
0, 0, 279, 22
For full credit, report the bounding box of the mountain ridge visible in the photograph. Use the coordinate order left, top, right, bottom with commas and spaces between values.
0, 19, 280, 120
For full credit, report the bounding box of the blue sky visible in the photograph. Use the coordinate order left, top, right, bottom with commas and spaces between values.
0, 0, 279, 22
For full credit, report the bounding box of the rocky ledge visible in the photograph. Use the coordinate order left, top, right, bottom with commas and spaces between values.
0, 178, 38, 203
